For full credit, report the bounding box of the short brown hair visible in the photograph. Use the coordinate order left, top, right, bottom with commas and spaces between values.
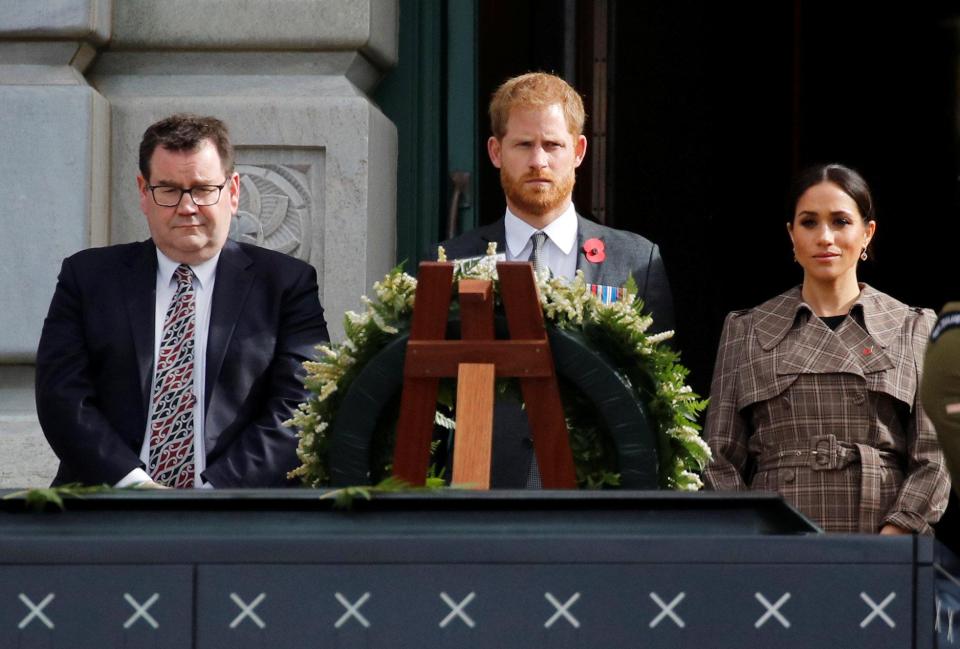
489, 72, 586, 139
139, 113, 235, 180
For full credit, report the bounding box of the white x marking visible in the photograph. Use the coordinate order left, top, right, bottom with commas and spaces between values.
754, 592, 791, 628
18, 593, 55, 630
649, 592, 686, 628
544, 592, 581, 629
439, 592, 476, 628
860, 591, 896, 629
335, 592, 371, 628
229, 592, 266, 629
123, 593, 160, 629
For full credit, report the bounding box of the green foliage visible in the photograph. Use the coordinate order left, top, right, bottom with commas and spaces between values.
322, 476, 442, 509
3, 483, 112, 511
561, 381, 621, 488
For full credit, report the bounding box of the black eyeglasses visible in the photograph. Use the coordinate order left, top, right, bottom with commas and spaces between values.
147, 181, 228, 207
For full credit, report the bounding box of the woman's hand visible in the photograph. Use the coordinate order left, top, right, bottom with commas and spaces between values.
879, 523, 911, 535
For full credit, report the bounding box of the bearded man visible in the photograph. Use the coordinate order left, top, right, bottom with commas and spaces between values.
435, 72, 674, 487
440, 72, 673, 331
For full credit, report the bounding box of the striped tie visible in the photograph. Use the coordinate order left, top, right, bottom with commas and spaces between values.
529, 231, 548, 277
148, 264, 196, 488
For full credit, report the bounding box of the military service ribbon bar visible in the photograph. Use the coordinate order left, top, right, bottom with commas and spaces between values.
586, 283, 626, 304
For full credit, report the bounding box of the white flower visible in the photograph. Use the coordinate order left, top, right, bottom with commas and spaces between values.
646, 330, 675, 344
317, 381, 337, 402
315, 345, 338, 359
345, 310, 369, 326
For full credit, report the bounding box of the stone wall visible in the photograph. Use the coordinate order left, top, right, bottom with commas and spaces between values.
0, 0, 398, 487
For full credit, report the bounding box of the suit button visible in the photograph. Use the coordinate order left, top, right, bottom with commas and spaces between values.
523, 436, 534, 448
852, 393, 866, 405
782, 469, 796, 483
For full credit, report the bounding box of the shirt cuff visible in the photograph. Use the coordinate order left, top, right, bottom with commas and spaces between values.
114, 467, 153, 488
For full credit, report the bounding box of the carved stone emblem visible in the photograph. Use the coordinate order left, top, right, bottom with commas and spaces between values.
231, 164, 312, 260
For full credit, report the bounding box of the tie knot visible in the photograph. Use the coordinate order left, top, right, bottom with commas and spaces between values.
174, 264, 193, 287
531, 231, 547, 248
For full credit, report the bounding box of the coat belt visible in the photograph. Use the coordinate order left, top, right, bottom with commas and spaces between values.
756, 434, 900, 533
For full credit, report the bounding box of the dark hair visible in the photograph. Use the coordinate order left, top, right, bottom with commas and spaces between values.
789, 163, 875, 224
138, 113, 235, 180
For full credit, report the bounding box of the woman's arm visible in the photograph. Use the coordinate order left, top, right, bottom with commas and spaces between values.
882, 309, 950, 534
703, 311, 752, 490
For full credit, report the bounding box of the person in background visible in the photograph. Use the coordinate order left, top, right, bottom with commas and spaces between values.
704, 163, 948, 533
921, 302, 960, 495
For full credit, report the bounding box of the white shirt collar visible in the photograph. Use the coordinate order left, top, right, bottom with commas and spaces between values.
156, 248, 221, 289
504, 203, 578, 257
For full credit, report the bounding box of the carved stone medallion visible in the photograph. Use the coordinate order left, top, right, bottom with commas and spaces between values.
231, 164, 312, 261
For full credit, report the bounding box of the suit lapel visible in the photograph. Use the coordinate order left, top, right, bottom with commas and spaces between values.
777, 318, 865, 378
836, 316, 895, 375
753, 288, 866, 378
478, 219, 506, 257
122, 241, 159, 414
205, 241, 255, 426
756, 285, 903, 379
575, 215, 603, 284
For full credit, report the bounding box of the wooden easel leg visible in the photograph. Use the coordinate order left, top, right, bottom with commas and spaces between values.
451, 363, 495, 489
520, 378, 577, 488
393, 263, 453, 486
392, 378, 440, 486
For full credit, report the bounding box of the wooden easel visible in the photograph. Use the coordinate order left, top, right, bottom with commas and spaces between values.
392, 261, 576, 489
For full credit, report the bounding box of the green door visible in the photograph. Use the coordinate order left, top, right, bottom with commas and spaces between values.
375, 0, 479, 269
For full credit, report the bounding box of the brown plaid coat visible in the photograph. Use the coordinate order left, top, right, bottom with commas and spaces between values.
704, 285, 949, 534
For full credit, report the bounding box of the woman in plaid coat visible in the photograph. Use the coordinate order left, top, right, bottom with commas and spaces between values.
704, 164, 949, 534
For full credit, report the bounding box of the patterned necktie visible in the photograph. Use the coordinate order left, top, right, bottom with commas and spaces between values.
148, 264, 196, 488
529, 231, 548, 277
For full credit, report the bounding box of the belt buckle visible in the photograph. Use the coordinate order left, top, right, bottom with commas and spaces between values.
810, 434, 838, 471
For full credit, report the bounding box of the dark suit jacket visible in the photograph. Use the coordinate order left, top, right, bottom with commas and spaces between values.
434, 215, 675, 487
35, 239, 329, 488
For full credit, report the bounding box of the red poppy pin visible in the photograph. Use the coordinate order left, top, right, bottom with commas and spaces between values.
863, 347, 873, 356
583, 238, 606, 263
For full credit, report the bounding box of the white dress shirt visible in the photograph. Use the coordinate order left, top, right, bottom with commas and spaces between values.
116, 249, 219, 488
504, 203, 578, 280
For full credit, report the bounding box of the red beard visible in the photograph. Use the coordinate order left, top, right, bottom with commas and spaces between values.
500, 168, 575, 217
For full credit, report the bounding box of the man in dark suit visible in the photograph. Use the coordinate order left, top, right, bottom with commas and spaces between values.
36, 114, 328, 488
437, 72, 674, 486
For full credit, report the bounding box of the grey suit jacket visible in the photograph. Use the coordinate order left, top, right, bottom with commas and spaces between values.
436, 215, 674, 332
433, 215, 675, 487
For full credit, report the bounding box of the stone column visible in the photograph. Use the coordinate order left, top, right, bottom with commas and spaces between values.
0, 0, 399, 487
0, 0, 111, 486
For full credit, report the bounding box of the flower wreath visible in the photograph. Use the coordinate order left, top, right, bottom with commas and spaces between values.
289, 245, 710, 490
